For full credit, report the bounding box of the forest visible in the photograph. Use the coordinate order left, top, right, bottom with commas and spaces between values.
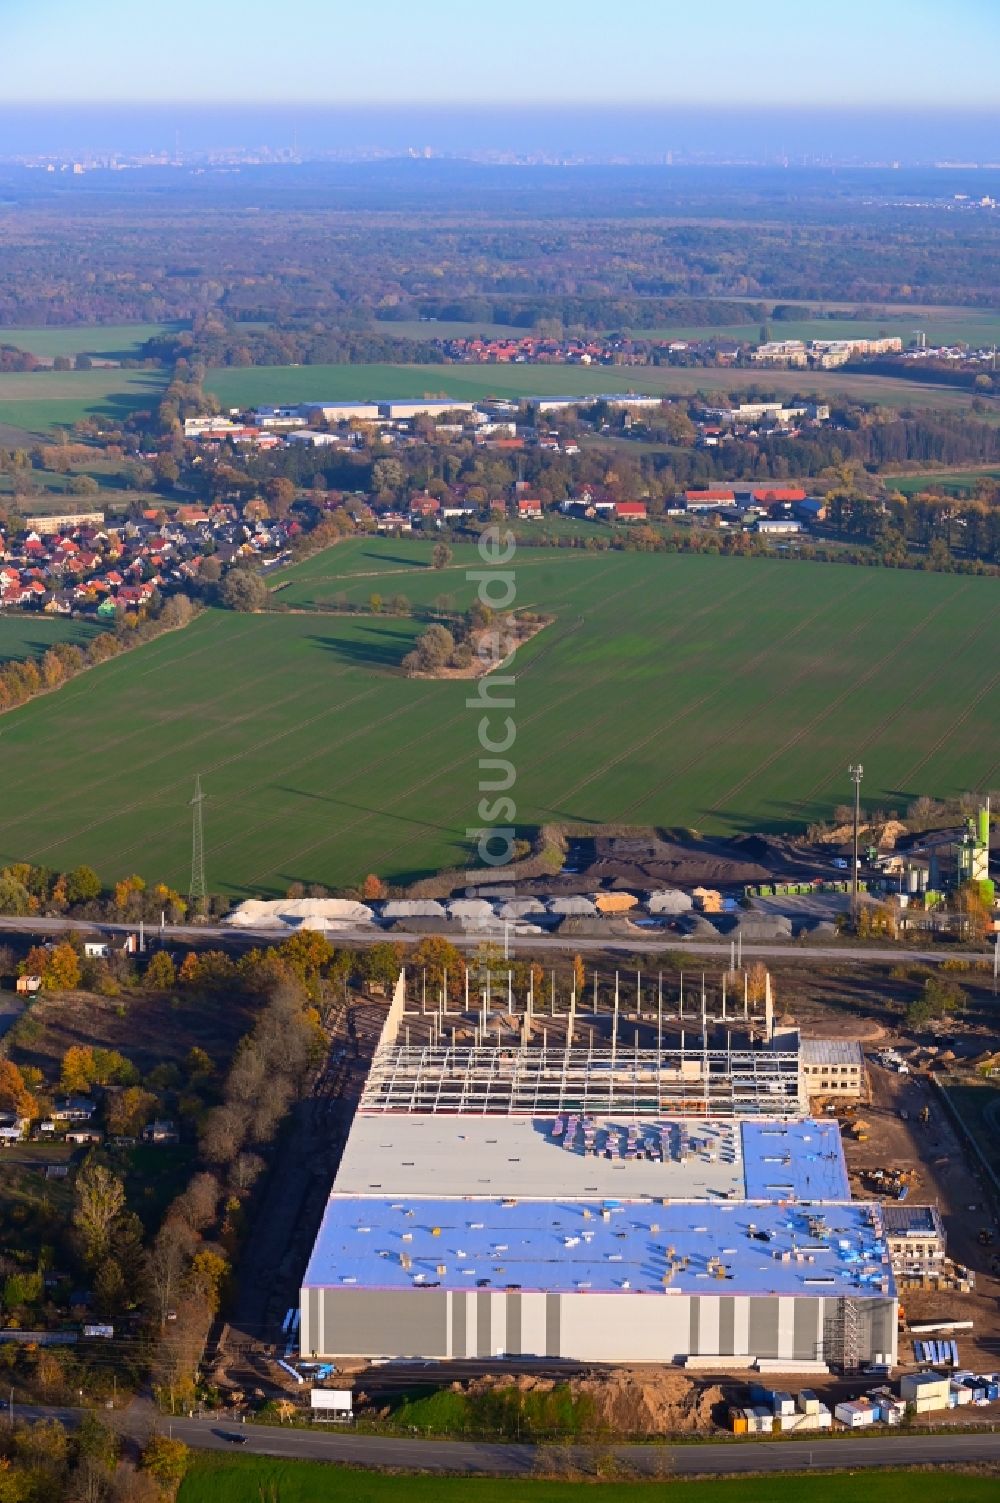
0, 163, 997, 335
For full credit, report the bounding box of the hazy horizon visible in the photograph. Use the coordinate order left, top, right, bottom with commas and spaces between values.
1, 104, 998, 166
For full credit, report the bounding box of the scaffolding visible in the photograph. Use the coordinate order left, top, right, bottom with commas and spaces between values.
827, 1296, 862, 1373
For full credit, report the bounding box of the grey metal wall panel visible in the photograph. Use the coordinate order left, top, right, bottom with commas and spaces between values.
869, 1300, 897, 1364
452, 1291, 466, 1359
689, 1298, 700, 1355
793, 1297, 820, 1360
477, 1292, 492, 1358
747, 1297, 779, 1359
320, 1289, 448, 1357
506, 1292, 522, 1356
718, 1296, 735, 1355
545, 1294, 561, 1356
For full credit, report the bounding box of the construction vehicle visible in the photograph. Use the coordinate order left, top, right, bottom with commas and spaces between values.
919, 1105, 931, 1125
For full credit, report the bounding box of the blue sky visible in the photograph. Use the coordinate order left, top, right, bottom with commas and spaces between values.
5, 0, 1000, 107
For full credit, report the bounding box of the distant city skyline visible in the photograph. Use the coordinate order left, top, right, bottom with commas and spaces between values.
6, 0, 1000, 111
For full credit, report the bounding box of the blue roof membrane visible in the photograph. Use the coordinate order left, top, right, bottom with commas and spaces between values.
741, 1120, 850, 1202
303, 1196, 893, 1300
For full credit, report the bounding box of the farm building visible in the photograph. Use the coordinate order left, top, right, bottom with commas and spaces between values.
300, 974, 898, 1369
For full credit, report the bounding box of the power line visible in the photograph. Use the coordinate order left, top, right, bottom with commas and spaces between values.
849, 763, 864, 926
189, 775, 206, 909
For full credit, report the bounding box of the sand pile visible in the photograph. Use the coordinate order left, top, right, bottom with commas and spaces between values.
464, 1369, 722, 1435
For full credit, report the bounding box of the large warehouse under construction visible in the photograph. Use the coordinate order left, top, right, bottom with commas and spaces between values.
300, 970, 897, 1370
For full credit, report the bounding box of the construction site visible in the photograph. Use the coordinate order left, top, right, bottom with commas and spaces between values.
299, 966, 901, 1372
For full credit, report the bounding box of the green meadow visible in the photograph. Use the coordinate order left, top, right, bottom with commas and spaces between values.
177, 1457, 1000, 1503
0, 367, 167, 434
204, 361, 982, 415
0, 543, 997, 894
0, 615, 101, 663
0, 323, 176, 359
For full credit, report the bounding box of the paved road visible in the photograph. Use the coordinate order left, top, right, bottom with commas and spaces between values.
0, 914, 989, 968
166, 1419, 1000, 1476
15, 1404, 1000, 1476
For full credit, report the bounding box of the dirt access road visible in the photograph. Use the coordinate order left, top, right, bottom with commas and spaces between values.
843, 1059, 1000, 1373
208, 997, 386, 1396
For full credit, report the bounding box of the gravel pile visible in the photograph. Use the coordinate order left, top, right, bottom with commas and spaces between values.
381, 899, 447, 920
548, 895, 598, 916
645, 889, 693, 915
446, 899, 497, 921
496, 898, 547, 919
225, 898, 374, 929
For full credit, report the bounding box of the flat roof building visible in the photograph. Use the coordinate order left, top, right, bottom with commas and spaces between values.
800, 1040, 866, 1100
299, 974, 897, 1371
881, 1204, 946, 1281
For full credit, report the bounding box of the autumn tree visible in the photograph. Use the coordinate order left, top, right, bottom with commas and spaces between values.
277, 930, 334, 986
113, 874, 146, 914
140, 1433, 189, 1486
73, 1160, 127, 1263
187, 1249, 229, 1313
22, 941, 80, 990
171, 1172, 220, 1233
266, 476, 296, 517
0, 1059, 36, 1119
218, 565, 268, 612
361, 940, 404, 989
402, 622, 455, 675
950, 881, 993, 942
144, 950, 177, 990
432, 541, 453, 570
572, 954, 586, 996
145, 1218, 198, 1329
61, 1045, 137, 1094
361, 872, 387, 900
411, 935, 463, 1001
105, 1086, 157, 1138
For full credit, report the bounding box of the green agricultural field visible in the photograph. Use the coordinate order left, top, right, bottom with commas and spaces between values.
885, 468, 1000, 496
177, 1458, 998, 1503
0, 368, 167, 434
381, 307, 1000, 349
0, 545, 998, 895
205, 361, 982, 415
0, 323, 177, 360
0, 615, 100, 663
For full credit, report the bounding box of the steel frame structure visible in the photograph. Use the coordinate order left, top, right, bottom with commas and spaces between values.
359, 1040, 804, 1117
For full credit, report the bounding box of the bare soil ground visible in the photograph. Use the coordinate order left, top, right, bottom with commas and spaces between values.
842, 1061, 1000, 1375
209, 995, 388, 1399
9, 985, 257, 1080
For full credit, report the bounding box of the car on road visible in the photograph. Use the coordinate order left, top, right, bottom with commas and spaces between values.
219, 1432, 247, 1445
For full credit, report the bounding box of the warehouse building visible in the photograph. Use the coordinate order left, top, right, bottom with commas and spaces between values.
300, 974, 897, 1369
